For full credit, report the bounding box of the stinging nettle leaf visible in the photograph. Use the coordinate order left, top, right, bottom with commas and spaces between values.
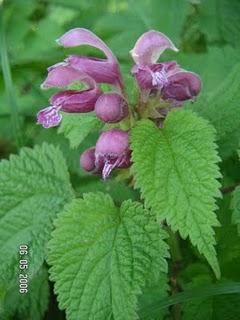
58, 112, 103, 149
0, 143, 74, 289
1, 266, 49, 320
48, 192, 169, 320
131, 109, 222, 278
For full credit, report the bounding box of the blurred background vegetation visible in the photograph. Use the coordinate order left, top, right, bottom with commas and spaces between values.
1, 0, 240, 319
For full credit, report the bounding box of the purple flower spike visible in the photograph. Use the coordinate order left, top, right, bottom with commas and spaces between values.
130, 30, 178, 65
95, 93, 129, 123
95, 129, 131, 179
50, 87, 102, 113
162, 71, 202, 103
37, 106, 62, 128
80, 147, 96, 172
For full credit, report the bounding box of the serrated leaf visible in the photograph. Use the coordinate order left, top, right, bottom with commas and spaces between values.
58, 112, 102, 149
48, 192, 169, 320
138, 273, 169, 320
1, 267, 49, 320
0, 143, 74, 288
131, 110, 221, 277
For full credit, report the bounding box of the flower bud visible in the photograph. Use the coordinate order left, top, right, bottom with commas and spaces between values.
95, 93, 129, 123
162, 71, 201, 103
80, 147, 96, 172
50, 88, 102, 113
95, 129, 131, 179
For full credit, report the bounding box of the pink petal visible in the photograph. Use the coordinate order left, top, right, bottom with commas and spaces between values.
41, 64, 97, 89
57, 28, 117, 63
95, 129, 131, 179
130, 30, 178, 65
66, 55, 121, 86
132, 61, 178, 90
162, 71, 202, 102
50, 88, 102, 113
37, 106, 62, 128
80, 148, 96, 172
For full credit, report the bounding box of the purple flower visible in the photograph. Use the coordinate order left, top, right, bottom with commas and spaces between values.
95, 93, 129, 123
41, 63, 83, 89
130, 30, 201, 104
130, 30, 178, 65
50, 87, 102, 113
37, 106, 62, 128
55, 28, 123, 89
37, 75, 101, 128
94, 129, 131, 179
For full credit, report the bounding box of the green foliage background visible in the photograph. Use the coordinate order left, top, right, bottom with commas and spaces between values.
1, 0, 240, 319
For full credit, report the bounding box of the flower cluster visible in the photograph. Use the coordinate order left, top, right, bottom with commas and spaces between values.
37, 28, 201, 179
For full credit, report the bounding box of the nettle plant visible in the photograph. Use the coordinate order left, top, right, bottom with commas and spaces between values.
1, 28, 227, 320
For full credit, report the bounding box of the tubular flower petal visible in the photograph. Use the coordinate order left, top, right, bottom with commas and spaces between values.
56, 28, 117, 63
38, 72, 101, 127
130, 30, 178, 65
41, 63, 83, 89
50, 87, 102, 113
56, 28, 123, 88
41, 62, 98, 89
80, 148, 96, 172
95, 129, 131, 179
95, 93, 129, 123
65, 55, 121, 87
162, 71, 202, 103
37, 106, 62, 128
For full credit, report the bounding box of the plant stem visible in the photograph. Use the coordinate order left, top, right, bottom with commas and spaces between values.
0, 3, 22, 148
221, 182, 240, 194
168, 230, 182, 263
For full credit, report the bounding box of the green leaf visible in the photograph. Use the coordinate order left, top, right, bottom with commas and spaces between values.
193, 64, 240, 158
232, 186, 240, 235
48, 192, 169, 320
1, 267, 49, 320
138, 273, 169, 320
198, 0, 240, 46
58, 112, 103, 149
0, 143, 74, 288
131, 109, 221, 277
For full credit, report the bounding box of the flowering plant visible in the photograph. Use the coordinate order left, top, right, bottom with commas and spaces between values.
37, 28, 201, 180
1, 3, 240, 317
